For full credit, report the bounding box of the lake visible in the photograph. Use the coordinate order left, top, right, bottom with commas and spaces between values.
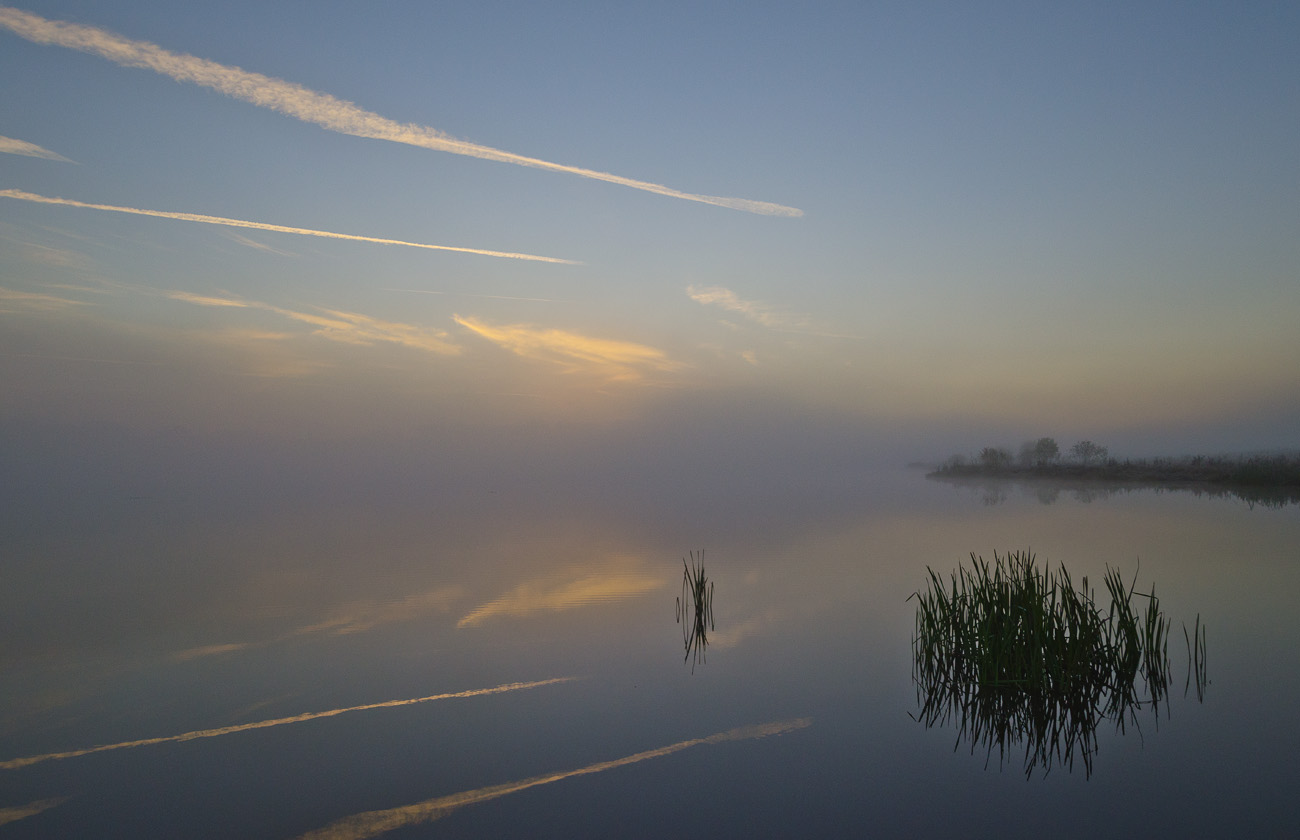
3, 460, 1298, 838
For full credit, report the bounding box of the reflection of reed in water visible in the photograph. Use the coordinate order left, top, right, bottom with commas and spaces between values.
909, 551, 1207, 779
675, 551, 714, 672
1185, 614, 1208, 703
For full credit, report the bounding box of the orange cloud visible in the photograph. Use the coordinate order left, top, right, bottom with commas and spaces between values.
455, 315, 683, 383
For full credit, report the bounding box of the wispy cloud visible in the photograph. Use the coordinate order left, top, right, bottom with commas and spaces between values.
384, 288, 569, 303
686, 285, 812, 331
0, 285, 90, 312
222, 230, 296, 256
0, 678, 572, 771
0, 189, 578, 264
168, 291, 462, 355
295, 719, 811, 840
458, 569, 666, 628
0, 797, 70, 827
0, 134, 73, 162
0, 6, 801, 217
6, 238, 92, 270
455, 315, 684, 382
0, 353, 168, 369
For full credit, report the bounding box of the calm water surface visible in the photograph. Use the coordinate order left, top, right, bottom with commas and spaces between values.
3, 466, 1297, 838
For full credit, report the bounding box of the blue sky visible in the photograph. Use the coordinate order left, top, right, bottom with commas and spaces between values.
3, 0, 1298, 462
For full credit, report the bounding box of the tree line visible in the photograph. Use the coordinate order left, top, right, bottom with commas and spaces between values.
944, 437, 1111, 471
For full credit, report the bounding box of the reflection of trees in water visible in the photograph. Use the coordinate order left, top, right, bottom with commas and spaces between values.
675, 551, 714, 673
980, 487, 1008, 506
932, 474, 1298, 508
909, 551, 1208, 778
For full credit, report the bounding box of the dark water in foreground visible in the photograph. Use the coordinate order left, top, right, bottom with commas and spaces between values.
2, 469, 1297, 838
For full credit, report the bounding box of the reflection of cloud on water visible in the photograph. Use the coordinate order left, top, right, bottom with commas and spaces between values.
171, 585, 465, 662
0, 797, 70, 827
457, 566, 665, 628
295, 718, 812, 840
297, 586, 465, 635
171, 642, 253, 662
0, 678, 571, 771
708, 613, 772, 650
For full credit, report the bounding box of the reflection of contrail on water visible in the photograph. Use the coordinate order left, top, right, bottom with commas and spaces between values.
0, 7, 801, 217
0, 189, 578, 264
0, 678, 573, 771
296, 718, 812, 840
0, 797, 69, 827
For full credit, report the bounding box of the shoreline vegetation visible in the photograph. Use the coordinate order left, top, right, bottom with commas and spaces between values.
926, 439, 1300, 507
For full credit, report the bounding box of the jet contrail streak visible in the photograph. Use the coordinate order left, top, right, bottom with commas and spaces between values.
0, 134, 73, 162
0, 189, 578, 264
0, 678, 574, 771
0, 6, 801, 217
296, 718, 812, 840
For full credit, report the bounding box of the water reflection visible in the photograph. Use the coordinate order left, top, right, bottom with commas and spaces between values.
1186, 614, 1209, 703
459, 565, 665, 628
0, 679, 572, 771
297, 719, 810, 840
0, 797, 69, 827
930, 474, 1300, 508
910, 551, 1207, 778
675, 551, 714, 672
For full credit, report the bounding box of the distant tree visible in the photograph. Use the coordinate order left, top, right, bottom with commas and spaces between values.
1018, 440, 1037, 467
938, 454, 967, 472
1070, 440, 1108, 466
980, 446, 1013, 470
1033, 437, 1060, 465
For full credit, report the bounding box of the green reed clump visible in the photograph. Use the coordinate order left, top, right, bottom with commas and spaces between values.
676, 550, 714, 672
910, 550, 1194, 778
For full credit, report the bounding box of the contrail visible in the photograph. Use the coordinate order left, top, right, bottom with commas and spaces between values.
0, 678, 573, 771
0, 134, 73, 162
0, 6, 801, 217
296, 718, 812, 840
0, 189, 578, 264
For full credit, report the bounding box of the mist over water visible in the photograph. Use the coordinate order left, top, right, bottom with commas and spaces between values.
4, 3, 1299, 835
3, 431, 1297, 837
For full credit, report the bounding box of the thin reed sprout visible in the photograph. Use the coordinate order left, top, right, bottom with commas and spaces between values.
1184, 614, 1208, 702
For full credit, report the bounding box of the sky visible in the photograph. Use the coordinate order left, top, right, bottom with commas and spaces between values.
2, 0, 1298, 475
